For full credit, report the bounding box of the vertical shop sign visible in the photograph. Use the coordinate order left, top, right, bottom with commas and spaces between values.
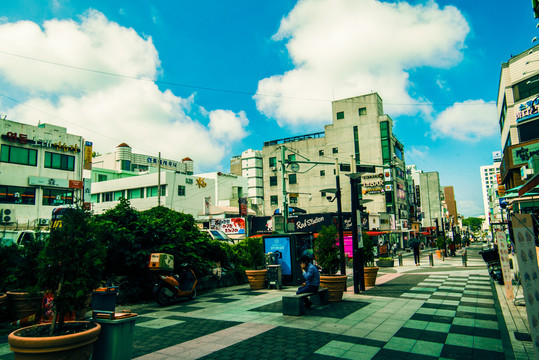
496, 230, 514, 300
512, 213, 539, 357
84, 141, 93, 170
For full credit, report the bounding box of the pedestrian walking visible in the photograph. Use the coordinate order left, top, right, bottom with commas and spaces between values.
409, 235, 421, 266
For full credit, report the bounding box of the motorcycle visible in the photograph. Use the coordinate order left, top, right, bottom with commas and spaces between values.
149, 253, 197, 306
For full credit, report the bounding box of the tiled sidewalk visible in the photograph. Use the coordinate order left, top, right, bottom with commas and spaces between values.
0, 244, 532, 359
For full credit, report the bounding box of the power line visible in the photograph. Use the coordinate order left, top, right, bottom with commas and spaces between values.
0, 49, 495, 107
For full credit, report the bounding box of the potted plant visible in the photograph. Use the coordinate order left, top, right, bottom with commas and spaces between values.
8, 207, 106, 359
362, 233, 379, 287
2, 235, 46, 324
435, 236, 445, 258
315, 225, 347, 301
235, 237, 267, 289
376, 257, 395, 267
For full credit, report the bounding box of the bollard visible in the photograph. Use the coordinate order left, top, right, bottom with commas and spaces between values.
462, 250, 467, 267
398, 253, 403, 266
429, 252, 434, 267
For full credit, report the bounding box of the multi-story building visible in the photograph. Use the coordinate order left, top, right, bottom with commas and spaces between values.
261, 92, 408, 234
480, 151, 502, 230
0, 118, 89, 226
498, 44, 539, 195
92, 143, 194, 176
230, 149, 264, 214
418, 171, 443, 229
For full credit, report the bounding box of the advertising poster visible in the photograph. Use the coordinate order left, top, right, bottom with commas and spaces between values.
512, 213, 539, 356
214, 218, 245, 235
496, 230, 514, 300
264, 237, 292, 276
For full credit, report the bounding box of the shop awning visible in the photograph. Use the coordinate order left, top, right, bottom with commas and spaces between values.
366, 231, 390, 236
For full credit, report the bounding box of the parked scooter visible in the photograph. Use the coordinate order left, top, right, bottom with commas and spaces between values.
149, 253, 197, 306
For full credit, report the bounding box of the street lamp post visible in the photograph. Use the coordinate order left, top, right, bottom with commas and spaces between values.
335, 159, 346, 275
348, 173, 365, 293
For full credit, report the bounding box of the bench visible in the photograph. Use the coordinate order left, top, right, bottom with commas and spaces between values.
282, 287, 329, 316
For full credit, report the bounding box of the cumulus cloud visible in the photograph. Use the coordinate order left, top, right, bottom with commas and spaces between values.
209, 110, 249, 142
431, 100, 498, 141
0, 10, 248, 169
255, 0, 469, 128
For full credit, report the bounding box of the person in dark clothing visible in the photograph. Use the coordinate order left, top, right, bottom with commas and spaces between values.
296, 254, 320, 309
410, 236, 421, 266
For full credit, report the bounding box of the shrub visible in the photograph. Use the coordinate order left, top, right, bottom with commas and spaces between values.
314, 225, 340, 275
362, 233, 375, 267
232, 237, 265, 270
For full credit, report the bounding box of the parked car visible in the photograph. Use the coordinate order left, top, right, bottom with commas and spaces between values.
202, 229, 235, 244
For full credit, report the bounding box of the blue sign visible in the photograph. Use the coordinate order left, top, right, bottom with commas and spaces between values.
264, 236, 292, 276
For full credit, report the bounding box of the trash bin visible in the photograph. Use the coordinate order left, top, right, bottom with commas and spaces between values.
92, 287, 118, 312
92, 312, 137, 360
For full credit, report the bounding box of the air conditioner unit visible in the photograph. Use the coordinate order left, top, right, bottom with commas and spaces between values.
39, 218, 50, 225
521, 165, 534, 180
270, 166, 277, 172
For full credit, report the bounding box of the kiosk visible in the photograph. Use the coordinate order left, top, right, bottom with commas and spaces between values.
263, 232, 314, 285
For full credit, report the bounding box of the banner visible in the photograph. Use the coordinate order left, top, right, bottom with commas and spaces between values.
512, 213, 539, 357
496, 230, 514, 300
213, 218, 245, 235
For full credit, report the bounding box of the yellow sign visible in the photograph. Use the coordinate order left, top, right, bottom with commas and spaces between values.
196, 177, 207, 188
84, 141, 93, 170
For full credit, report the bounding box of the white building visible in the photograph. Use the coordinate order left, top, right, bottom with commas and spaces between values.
91, 170, 248, 220
0, 118, 88, 227
480, 152, 502, 230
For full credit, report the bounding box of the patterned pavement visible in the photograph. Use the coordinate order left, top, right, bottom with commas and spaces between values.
0, 244, 532, 359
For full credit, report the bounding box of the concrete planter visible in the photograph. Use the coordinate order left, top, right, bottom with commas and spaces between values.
319, 275, 348, 302
376, 259, 394, 267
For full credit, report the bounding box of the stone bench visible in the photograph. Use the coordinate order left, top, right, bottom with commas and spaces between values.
282, 287, 329, 316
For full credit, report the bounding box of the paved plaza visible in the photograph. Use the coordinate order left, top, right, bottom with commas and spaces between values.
0, 243, 534, 359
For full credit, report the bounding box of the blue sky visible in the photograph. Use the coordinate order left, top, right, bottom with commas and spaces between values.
0, 0, 537, 218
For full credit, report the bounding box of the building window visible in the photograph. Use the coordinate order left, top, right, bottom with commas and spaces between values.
514, 75, 539, 101
178, 185, 186, 196
270, 176, 278, 186
319, 150, 324, 156
269, 157, 277, 167
0, 145, 38, 166
121, 160, 131, 171
101, 192, 112, 202
42, 189, 74, 206
332, 147, 338, 154
290, 196, 298, 204
45, 152, 75, 171
113, 190, 124, 201
91, 194, 100, 203
353, 126, 359, 169
127, 188, 144, 199
160, 185, 167, 197
289, 174, 297, 184
340, 163, 351, 172
147, 186, 157, 197
358, 107, 367, 116
320, 170, 325, 176
287, 154, 296, 162
97, 174, 108, 182
0, 185, 36, 205
336, 111, 344, 120
270, 195, 278, 205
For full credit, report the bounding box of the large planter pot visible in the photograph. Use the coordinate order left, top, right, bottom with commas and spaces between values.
364, 267, 379, 287
7, 291, 44, 323
319, 275, 348, 302
245, 269, 267, 290
8, 321, 101, 360
376, 259, 394, 267
435, 250, 442, 259
0, 292, 7, 323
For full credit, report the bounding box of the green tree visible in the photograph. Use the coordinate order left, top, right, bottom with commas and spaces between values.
462, 217, 484, 232
314, 225, 340, 275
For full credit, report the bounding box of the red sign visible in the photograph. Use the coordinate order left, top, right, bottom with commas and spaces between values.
69, 180, 83, 189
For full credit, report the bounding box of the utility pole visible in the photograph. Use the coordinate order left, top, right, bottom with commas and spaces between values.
335, 158, 346, 275
158, 152, 161, 207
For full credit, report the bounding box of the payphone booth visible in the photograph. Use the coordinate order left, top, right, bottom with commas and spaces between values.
263, 232, 314, 286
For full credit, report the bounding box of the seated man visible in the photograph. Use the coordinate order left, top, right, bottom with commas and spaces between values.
296, 254, 320, 309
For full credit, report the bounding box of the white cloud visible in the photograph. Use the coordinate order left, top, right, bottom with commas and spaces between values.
209, 110, 249, 142
255, 0, 469, 127
0, 10, 248, 170
431, 100, 498, 141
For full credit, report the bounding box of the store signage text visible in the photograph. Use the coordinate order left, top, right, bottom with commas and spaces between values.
2, 132, 80, 153
512, 143, 539, 166
295, 216, 324, 230
516, 97, 539, 123
146, 157, 178, 168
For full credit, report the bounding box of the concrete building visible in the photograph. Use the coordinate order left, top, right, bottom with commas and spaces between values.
498, 44, 539, 192
261, 92, 408, 232
230, 149, 264, 214
92, 143, 194, 175
480, 151, 502, 230
418, 171, 443, 229
0, 118, 88, 227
